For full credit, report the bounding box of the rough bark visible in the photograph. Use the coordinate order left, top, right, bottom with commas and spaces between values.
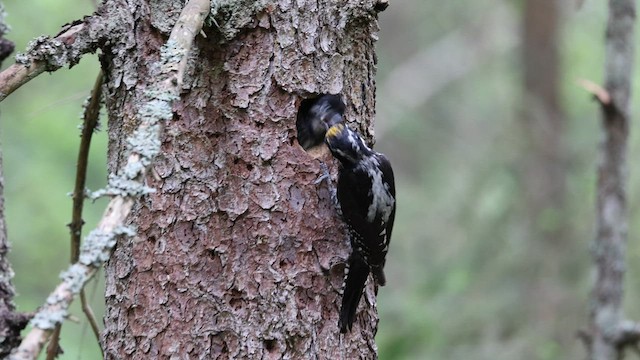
588, 0, 637, 359
0, 5, 29, 357
0, 3, 13, 67
101, 0, 382, 358
0, 143, 29, 358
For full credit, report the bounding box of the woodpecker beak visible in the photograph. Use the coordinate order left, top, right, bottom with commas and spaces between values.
326, 123, 345, 139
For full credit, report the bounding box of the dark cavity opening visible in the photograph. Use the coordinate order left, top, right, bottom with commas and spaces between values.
296, 94, 346, 151
264, 339, 277, 353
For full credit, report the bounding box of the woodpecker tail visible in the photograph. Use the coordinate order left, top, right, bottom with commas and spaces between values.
373, 266, 386, 287
339, 255, 370, 333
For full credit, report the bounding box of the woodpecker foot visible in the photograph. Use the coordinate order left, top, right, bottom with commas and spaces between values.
314, 162, 341, 215
314, 162, 331, 185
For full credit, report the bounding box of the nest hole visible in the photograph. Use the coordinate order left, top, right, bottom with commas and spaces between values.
295, 94, 345, 152
264, 339, 278, 353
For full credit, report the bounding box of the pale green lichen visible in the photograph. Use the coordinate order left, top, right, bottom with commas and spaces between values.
90, 36, 182, 200
78, 226, 135, 266
90, 122, 162, 199
31, 309, 68, 330
145, 88, 179, 103
59, 264, 88, 294
14, 51, 31, 66
45, 292, 65, 306
78, 93, 103, 133
160, 39, 185, 69
30, 224, 135, 331
121, 160, 146, 179
127, 124, 162, 163
139, 100, 175, 124
78, 229, 115, 266
90, 173, 156, 199
15, 36, 68, 71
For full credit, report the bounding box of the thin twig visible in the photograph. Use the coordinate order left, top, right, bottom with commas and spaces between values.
43, 327, 60, 360
0, 62, 50, 102
577, 78, 611, 105
79, 290, 101, 342
8, 0, 211, 358
71, 70, 103, 263
44, 70, 104, 360
75, 70, 105, 350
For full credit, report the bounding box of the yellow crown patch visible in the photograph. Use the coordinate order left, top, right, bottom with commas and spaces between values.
326, 123, 344, 138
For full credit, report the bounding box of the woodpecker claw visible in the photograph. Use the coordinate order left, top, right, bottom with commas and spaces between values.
314, 162, 331, 185
314, 162, 341, 214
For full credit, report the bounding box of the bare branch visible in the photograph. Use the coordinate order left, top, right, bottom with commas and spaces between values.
44, 327, 61, 360
76, 71, 105, 353
0, 17, 103, 103
577, 78, 611, 105
8, 0, 211, 358
79, 290, 101, 345
71, 70, 103, 264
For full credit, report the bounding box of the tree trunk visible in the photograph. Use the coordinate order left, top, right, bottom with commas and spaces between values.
101, 0, 382, 358
0, 8, 28, 358
0, 144, 29, 358
588, 0, 636, 358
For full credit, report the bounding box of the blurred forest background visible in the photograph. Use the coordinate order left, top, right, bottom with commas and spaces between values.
1, 0, 639, 359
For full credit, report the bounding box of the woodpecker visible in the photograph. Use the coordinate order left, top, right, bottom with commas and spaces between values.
324, 123, 396, 333
296, 94, 346, 150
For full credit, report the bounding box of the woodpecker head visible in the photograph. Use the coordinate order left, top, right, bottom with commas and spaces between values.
296, 94, 345, 150
308, 94, 345, 128
325, 123, 372, 165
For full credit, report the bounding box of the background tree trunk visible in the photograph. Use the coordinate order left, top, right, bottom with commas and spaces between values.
588, 0, 636, 358
521, 0, 565, 241
520, 0, 571, 347
101, 0, 382, 358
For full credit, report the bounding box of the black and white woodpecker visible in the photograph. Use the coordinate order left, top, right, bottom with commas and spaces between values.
324, 123, 397, 333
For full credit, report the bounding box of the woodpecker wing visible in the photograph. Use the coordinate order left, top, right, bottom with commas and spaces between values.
376, 153, 396, 246
337, 156, 394, 282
